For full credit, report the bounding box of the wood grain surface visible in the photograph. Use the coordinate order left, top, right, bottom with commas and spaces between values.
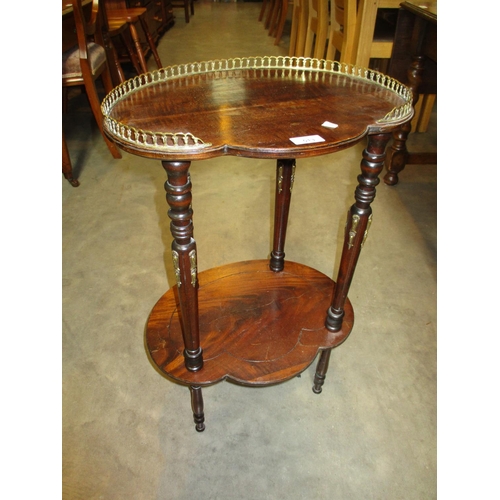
103, 58, 413, 160
146, 260, 354, 386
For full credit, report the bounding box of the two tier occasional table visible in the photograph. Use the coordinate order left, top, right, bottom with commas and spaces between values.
102, 56, 413, 432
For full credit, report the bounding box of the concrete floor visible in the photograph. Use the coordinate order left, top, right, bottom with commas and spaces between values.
62, 2, 437, 498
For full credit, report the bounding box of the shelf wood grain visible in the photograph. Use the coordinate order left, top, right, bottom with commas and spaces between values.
146, 260, 354, 386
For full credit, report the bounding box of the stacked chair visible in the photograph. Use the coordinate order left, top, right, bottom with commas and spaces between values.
288, 0, 435, 132
62, 0, 122, 186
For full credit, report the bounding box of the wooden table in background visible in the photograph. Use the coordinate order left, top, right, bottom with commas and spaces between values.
384, 1, 437, 185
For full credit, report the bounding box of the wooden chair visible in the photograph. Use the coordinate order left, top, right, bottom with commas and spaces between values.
324, 0, 396, 66
303, 0, 329, 59
103, 0, 162, 74
325, 0, 357, 63
62, 0, 122, 185
363, 8, 398, 72
99, 3, 139, 85
288, 0, 309, 56
352, 2, 435, 131
323, 1, 435, 131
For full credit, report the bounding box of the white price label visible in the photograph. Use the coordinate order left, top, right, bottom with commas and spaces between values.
289, 135, 325, 145
322, 121, 338, 129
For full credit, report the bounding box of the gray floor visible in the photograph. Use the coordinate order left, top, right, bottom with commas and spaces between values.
62, 2, 437, 498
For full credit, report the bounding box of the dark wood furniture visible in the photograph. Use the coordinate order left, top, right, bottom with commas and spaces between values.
104, 0, 163, 73
104, 0, 173, 66
99, 11, 128, 86
127, 0, 174, 38
384, 1, 437, 185
62, 132, 79, 187
171, 0, 194, 23
62, 0, 122, 186
102, 57, 413, 431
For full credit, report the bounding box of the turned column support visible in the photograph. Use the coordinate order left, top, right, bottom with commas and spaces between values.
190, 385, 205, 432
162, 160, 203, 372
326, 133, 391, 332
270, 159, 296, 272
313, 349, 331, 394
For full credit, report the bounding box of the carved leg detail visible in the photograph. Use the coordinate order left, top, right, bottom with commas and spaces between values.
190, 386, 205, 432
163, 161, 203, 372
270, 159, 296, 272
313, 349, 331, 394
326, 133, 391, 332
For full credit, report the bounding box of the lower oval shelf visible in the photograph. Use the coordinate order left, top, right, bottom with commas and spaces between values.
146, 260, 354, 386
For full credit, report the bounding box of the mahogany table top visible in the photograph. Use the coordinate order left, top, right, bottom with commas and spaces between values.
102, 56, 413, 161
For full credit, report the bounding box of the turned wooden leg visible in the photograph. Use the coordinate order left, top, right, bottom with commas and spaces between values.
128, 21, 148, 73
120, 31, 143, 76
270, 159, 296, 272
190, 386, 205, 432
326, 133, 391, 332
384, 54, 425, 186
139, 16, 163, 68
163, 161, 203, 372
101, 29, 125, 86
313, 349, 331, 394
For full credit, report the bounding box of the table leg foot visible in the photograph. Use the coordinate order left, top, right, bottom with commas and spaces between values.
190, 385, 205, 432
65, 176, 80, 187
313, 349, 331, 394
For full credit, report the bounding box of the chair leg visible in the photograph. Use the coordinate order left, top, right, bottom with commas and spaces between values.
183, 0, 189, 23
120, 31, 143, 76
100, 60, 119, 96
304, 18, 316, 58
289, 10, 298, 56
313, 349, 332, 394
139, 16, 162, 68
62, 132, 80, 187
264, 0, 275, 29
294, 6, 308, 57
127, 21, 148, 73
268, 0, 281, 36
274, 0, 289, 45
259, 0, 269, 22
81, 66, 122, 159
190, 385, 205, 432
102, 31, 126, 86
